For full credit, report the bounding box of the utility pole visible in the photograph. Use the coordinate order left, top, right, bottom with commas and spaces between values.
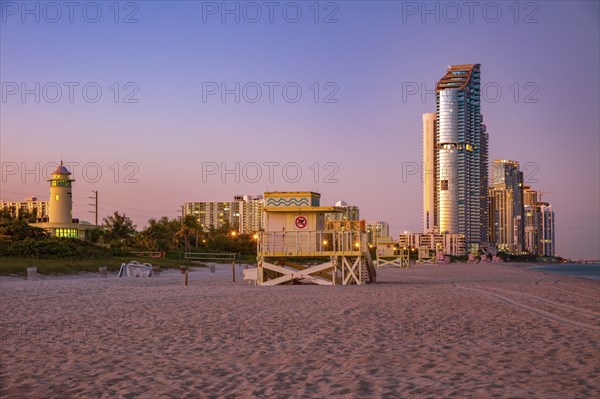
89, 190, 98, 225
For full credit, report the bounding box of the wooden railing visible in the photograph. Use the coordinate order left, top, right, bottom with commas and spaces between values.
257, 230, 367, 256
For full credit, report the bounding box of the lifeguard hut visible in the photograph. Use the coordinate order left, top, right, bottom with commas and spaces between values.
375, 237, 410, 268
254, 192, 376, 286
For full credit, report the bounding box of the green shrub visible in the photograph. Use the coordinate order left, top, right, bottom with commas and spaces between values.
0, 237, 112, 259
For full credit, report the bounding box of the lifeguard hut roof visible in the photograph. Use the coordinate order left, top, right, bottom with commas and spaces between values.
264, 191, 320, 196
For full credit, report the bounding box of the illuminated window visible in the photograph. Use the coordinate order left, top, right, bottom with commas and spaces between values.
55, 228, 78, 238
55, 195, 59, 201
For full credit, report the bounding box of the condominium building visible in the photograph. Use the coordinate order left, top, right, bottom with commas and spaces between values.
398, 233, 466, 256
523, 186, 540, 255
325, 219, 366, 232
424, 64, 488, 252
367, 221, 390, 246
488, 160, 524, 253
0, 196, 49, 221
325, 201, 360, 221
184, 201, 240, 231
185, 195, 265, 234
235, 195, 264, 234
522, 186, 556, 257
422, 112, 437, 233
539, 203, 555, 257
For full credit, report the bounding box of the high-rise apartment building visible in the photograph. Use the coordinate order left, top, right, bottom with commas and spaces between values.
521, 186, 556, 257
523, 186, 540, 255
0, 196, 49, 221
539, 203, 555, 257
185, 195, 265, 234
424, 64, 488, 252
398, 233, 466, 257
184, 201, 240, 231
235, 195, 264, 234
367, 221, 390, 246
325, 200, 360, 221
422, 112, 437, 233
488, 160, 524, 253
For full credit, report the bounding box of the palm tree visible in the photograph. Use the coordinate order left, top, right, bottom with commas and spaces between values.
103, 211, 136, 247
175, 215, 202, 252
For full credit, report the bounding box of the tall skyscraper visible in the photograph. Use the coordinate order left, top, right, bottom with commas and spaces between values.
424, 64, 488, 252
488, 160, 524, 253
539, 203, 555, 257
422, 112, 437, 233
523, 186, 540, 255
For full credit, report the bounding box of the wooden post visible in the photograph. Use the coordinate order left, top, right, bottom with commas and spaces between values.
27, 266, 38, 281
232, 261, 236, 283
185, 269, 189, 286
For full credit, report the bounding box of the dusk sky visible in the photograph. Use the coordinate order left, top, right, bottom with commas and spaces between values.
1, 1, 599, 259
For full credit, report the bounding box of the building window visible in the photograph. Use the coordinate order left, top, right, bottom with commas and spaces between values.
55, 195, 59, 201
55, 228, 78, 238
441, 180, 449, 191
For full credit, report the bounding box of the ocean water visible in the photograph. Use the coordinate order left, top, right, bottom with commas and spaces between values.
531, 264, 600, 280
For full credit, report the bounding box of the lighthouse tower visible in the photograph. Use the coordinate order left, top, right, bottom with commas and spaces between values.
48, 161, 74, 224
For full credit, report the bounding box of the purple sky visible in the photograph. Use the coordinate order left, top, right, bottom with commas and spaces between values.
1, 1, 599, 259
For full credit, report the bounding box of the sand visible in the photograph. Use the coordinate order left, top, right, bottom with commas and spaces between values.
1, 263, 598, 398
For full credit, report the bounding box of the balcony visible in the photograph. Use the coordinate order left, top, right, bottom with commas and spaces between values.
257, 230, 366, 257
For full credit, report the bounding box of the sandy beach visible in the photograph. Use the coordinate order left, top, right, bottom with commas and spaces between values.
1, 263, 598, 398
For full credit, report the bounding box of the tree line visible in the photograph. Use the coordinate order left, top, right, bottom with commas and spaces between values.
0, 209, 257, 257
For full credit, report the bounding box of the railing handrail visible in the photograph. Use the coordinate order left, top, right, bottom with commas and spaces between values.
257, 230, 368, 254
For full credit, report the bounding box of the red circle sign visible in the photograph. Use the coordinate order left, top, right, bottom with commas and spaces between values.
295, 216, 307, 229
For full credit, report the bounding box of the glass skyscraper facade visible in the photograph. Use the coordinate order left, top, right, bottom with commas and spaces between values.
434, 64, 488, 251
488, 160, 524, 253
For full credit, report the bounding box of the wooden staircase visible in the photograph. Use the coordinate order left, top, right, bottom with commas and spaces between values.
361, 251, 377, 284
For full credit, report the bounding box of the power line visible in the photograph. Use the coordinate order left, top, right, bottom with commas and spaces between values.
99, 199, 175, 213
100, 192, 177, 208
97, 206, 179, 220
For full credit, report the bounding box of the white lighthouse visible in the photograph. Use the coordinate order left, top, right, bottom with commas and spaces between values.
33, 160, 96, 239
48, 161, 74, 224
